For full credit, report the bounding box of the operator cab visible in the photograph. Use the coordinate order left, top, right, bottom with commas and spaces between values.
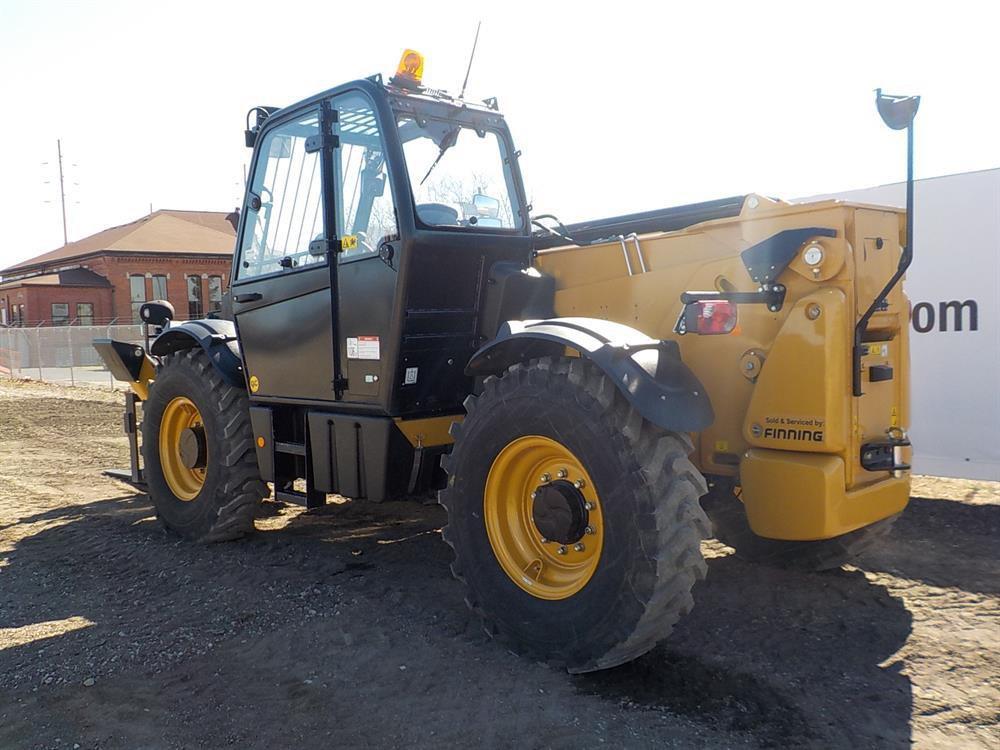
230, 51, 536, 421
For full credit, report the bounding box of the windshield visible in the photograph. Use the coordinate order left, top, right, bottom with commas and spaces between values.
397, 115, 521, 231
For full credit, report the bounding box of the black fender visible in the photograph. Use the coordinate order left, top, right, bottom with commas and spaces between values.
149, 319, 245, 389
466, 318, 714, 433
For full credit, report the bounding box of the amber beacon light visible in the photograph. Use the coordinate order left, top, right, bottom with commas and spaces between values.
393, 49, 425, 87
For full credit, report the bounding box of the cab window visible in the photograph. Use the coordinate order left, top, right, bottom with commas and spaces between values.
335, 93, 398, 252
397, 116, 520, 231
237, 110, 323, 280
237, 96, 400, 278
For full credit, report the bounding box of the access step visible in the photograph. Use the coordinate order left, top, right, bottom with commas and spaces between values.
275, 487, 327, 509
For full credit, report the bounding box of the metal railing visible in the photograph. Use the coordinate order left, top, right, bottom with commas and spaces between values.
0, 323, 144, 388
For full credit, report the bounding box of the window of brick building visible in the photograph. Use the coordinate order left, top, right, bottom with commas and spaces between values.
51, 303, 69, 326
151, 274, 168, 301
130, 274, 147, 323
208, 275, 223, 315
77, 303, 94, 326
187, 276, 203, 319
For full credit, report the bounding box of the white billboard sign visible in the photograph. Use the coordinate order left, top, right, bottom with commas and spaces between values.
811, 168, 999, 480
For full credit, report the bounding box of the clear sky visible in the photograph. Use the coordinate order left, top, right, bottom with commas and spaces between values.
1, 0, 997, 270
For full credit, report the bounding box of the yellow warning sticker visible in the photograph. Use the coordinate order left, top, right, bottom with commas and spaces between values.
890, 406, 899, 427
341, 235, 358, 250
714, 439, 729, 452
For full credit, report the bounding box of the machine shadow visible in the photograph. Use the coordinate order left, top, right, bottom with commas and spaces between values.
0, 494, 148, 534
3, 493, 915, 748
0, 492, 450, 649
578, 554, 914, 748
275, 499, 918, 747
856, 496, 1000, 595
0, 490, 456, 739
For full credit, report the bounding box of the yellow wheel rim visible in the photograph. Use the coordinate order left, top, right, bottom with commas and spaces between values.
484, 435, 604, 600
159, 396, 207, 501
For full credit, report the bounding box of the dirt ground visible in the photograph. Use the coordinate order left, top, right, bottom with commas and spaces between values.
1, 379, 997, 749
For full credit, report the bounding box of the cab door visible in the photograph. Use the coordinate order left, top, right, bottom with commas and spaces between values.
232, 92, 403, 406
231, 107, 335, 402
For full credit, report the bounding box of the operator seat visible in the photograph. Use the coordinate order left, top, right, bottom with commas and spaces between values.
416, 203, 459, 226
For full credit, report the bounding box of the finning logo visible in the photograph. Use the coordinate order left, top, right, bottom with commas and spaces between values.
757, 416, 824, 443
764, 426, 824, 442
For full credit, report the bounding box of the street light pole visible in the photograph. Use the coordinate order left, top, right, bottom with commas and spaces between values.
57, 139, 68, 245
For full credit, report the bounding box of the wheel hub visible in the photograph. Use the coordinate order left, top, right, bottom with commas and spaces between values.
532, 480, 588, 544
483, 435, 604, 600
178, 426, 207, 469
158, 395, 207, 501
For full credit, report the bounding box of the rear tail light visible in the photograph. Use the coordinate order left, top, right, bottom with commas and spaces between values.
684, 300, 738, 335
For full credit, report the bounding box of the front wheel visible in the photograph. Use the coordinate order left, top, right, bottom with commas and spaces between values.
142, 349, 266, 542
440, 357, 710, 673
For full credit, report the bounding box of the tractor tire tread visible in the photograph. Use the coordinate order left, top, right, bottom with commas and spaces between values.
439, 356, 710, 673
143, 348, 265, 543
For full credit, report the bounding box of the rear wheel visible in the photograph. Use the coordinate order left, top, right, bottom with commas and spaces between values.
440, 357, 710, 673
702, 485, 899, 571
142, 348, 266, 542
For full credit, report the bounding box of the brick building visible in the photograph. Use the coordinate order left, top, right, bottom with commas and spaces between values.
0, 210, 236, 326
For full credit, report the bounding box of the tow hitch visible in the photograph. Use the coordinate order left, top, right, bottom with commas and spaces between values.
861, 428, 912, 474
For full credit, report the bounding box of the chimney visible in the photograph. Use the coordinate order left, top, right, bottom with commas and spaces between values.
225, 207, 240, 233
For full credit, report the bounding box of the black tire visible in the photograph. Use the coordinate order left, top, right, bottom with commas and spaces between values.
142, 348, 266, 542
439, 357, 710, 673
701, 486, 899, 571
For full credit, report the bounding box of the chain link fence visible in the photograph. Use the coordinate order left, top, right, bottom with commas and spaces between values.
0, 324, 144, 389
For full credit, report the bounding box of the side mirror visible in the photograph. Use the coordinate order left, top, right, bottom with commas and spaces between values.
876, 89, 920, 131
472, 193, 500, 218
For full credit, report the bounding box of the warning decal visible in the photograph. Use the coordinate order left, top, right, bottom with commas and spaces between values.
346, 335, 380, 360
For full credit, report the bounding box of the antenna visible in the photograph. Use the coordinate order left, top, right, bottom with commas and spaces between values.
458, 21, 482, 100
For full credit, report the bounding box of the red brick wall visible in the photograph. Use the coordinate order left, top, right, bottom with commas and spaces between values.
81, 254, 232, 323
1, 285, 113, 326
2, 252, 232, 325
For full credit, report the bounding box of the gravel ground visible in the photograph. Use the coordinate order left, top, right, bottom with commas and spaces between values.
0, 379, 997, 749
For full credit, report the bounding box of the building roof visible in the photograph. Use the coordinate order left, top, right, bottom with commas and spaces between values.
2, 210, 237, 276
0, 267, 113, 291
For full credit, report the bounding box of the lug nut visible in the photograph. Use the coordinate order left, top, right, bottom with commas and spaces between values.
557, 546, 567, 555
574, 543, 585, 552
583, 501, 594, 511
557, 468, 568, 479
584, 526, 595, 535
574, 479, 586, 489
540, 473, 551, 483
540, 537, 548, 544
531, 491, 537, 500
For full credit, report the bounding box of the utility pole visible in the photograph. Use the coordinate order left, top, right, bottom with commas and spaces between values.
57, 139, 68, 245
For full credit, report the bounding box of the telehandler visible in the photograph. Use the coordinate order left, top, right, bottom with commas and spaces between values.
96, 51, 919, 672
